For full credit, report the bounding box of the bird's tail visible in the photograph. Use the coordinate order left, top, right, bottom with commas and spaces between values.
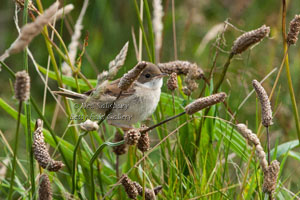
54, 88, 87, 100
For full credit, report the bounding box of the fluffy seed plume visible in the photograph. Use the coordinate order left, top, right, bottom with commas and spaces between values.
231, 25, 270, 55
0, 2, 60, 62
80, 119, 99, 131
252, 80, 273, 127
287, 15, 300, 46
185, 92, 227, 115
14, 70, 30, 102
52, 4, 74, 23
124, 129, 141, 145
118, 61, 147, 91
167, 72, 178, 91
263, 160, 280, 194
38, 174, 52, 200
236, 124, 268, 172
61, 0, 88, 76
133, 182, 162, 200
97, 42, 129, 83
121, 174, 138, 199
158, 61, 203, 79
33, 119, 64, 171
113, 131, 127, 155
153, 0, 164, 61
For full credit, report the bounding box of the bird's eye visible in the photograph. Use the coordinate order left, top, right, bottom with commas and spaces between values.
145, 73, 151, 78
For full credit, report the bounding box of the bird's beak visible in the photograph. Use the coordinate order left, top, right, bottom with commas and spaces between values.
155, 73, 168, 79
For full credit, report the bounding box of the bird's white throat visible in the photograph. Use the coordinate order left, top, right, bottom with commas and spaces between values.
138, 78, 163, 90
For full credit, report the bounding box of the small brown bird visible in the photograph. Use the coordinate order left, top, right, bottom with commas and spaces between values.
55, 63, 167, 129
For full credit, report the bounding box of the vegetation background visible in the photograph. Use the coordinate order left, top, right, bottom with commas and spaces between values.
0, 0, 300, 199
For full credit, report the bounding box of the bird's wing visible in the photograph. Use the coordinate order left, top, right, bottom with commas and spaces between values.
85, 79, 136, 99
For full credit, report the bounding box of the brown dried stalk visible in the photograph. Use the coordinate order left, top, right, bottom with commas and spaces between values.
137, 126, 150, 152
33, 119, 64, 171
185, 92, 227, 115
231, 25, 270, 55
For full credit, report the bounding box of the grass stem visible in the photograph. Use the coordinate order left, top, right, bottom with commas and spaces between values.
8, 102, 23, 200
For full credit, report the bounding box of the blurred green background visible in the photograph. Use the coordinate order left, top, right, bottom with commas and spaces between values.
0, 0, 300, 193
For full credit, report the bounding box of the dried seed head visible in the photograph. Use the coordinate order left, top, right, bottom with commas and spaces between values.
158, 61, 203, 79
263, 160, 280, 194
14, 70, 30, 102
80, 119, 99, 131
113, 131, 127, 155
118, 61, 147, 91
133, 181, 162, 200
137, 132, 150, 153
236, 124, 268, 172
0, 2, 60, 60
185, 92, 227, 115
124, 129, 141, 145
121, 174, 138, 199
153, 185, 163, 195
185, 78, 198, 92
38, 174, 52, 200
287, 15, 300, 46
182, 86, 192, 96
167, 72, 178, 91
231, 25, 270, 55
33, 119, 64, 171
252, 80, 273, 127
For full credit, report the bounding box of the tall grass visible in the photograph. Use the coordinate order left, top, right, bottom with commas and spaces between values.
0, 1, 300, 200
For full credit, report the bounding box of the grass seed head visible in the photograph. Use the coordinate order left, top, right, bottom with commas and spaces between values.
124, 128, 141, 145
185, 92, 227, 115
113, 131, 127, 155
263, 160, 280, 194
137, 131, 150, 153
33, 119, 64, 171
38, 174, 52, 200
118, 61, 147, 91
236, 123, 268, 172
287, 15, 300, 46
252, 80, 273, 127
158, 61, 203, 79
121, 174, 138, 199
14, 70, 30, 102
231, 25, 270, 55
182, 86, 192, 96
167, 72, 178, 91
133, 181, 161, 200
